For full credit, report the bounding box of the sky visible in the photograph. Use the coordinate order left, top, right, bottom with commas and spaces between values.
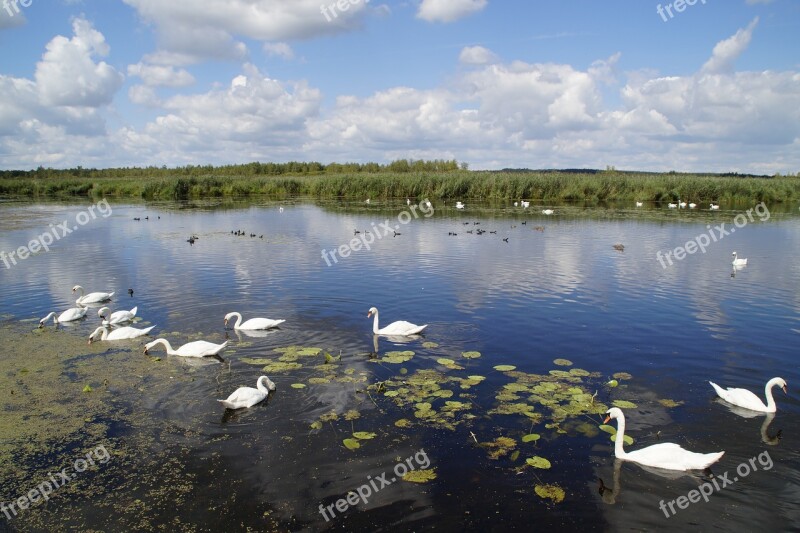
0, 0, 798, 173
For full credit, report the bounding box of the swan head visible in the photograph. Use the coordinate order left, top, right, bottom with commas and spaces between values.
223, 312, 237, 326
604, 407, 624, 424
367, 307, 378, 318
87, 326, 105, 345
97, 307, 111, 319
71, 285, 83, 294
260, 376, 276, 391
773, 377, 788, 395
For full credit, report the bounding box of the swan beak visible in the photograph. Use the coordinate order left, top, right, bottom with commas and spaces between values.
38, 323, 43, 329
143, 348, 149, 355
783, 385, 788, 394
603, 415, 611, 424
87, 339, 93, 345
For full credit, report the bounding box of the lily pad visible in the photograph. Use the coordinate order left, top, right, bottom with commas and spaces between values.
462, 351, 481, 359
606, 379, 619, 388
535, 484, 565, 503
522, 433, 541, 443
612, 372, 632, 380
290, 383, 306, 389
402, 469, 437, 483
309, 421, 322, 430
612, 400, 638, 409
353, 431, 377, 440
611, 433, 634, 445
658, 398, 684, 408
494, 365, 516, 372
598, 424, 616, 435
344, 410, 361, 420
382, 351, 415, 364
261, 361, 303, 373
553, 358, 573, 366
422, 342, 439, 348
343, 438, 361, 450
526, 456, 551, 469
395, 418, 412, 428
82, 384, 92, 393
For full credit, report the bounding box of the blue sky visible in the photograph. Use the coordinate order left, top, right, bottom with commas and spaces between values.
0, 0, 798, 173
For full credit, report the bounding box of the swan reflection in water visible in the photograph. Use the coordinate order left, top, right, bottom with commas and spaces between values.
372, 333, 423, 357
712, 400, 783, 446
597, 458, 718, 506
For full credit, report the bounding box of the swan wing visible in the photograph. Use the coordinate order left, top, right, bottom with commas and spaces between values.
378, 321, 427, 336
218, 387, 267, 409
710, 382, 768, 411
177, 340, 228, 357
626, 443, 724, 471
106, 325, 154, 340
239, 318, 286, 330
59, 307, 87, 321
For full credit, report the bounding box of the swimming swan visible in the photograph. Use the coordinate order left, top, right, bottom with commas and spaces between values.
218, 375, 276, 409
98, 306, 137, 326
709, 377, 787, 413
39, 307, 87, 327
731, 251, 748, 266
368, 307, 427, 335
72, 285, 114, 304
144, 338, 228, 357
224, 312, 285, 330
603, 408, 724, 471
88, 325, 154, 344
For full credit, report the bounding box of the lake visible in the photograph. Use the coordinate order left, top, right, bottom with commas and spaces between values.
0, 197, 798, 532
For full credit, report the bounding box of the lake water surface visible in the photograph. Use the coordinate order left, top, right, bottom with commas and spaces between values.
1, 198, 798, 532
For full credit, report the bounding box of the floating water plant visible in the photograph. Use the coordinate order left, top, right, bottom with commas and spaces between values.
553, 359, 572, 366
462, 351, 481, 359
402, 469, 437, 483
534, 484, 565, 503
343, 438, 360, 450
494, 365, 516, 372
526, 456, 551, 469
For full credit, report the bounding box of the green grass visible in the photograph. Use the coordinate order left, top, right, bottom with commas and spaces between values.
1, 169, 799, 204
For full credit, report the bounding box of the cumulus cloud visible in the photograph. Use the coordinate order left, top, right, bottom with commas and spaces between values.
417, 0, 487, 23
127, 62, 195, 87
701, 17, 758, 74
263, 42, 295, 60
459, 46, 498, 65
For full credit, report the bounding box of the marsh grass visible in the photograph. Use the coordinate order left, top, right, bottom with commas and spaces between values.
1, 169, 798, 204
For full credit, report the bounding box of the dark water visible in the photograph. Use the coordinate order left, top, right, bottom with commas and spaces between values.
1, 197, 798, 531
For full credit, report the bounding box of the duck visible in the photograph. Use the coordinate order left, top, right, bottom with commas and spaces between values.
144, 338, 228, 357
88, 325, 155, 344
603, 408, 724, 471
709, 377, 787, 413
731, 251, 748, 266
368, 307, 427, 336
224, 312, 285, 330
218, 376, 276, 409
98, 306, 137, 326
72, 285, 114, 305
613, 244, 625, 252
542, 209, 554, 215
39, 307, 88, 327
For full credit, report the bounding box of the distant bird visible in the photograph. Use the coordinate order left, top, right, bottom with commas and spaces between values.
128, 288, 134, 297
709, 377, 787, 413
145, 216, 149, 220
448, 232, 458, 236
613, 244, 625, 252
424, 200, 432, 208
219, 376, 276, 410
407, 198, 411, 206
689, 202, 697, 209
354, 229, 361, 235
133, 217, 140, 221
365, 198, 370, 204
502, 237, 509, 243
709, 203, 720, 210
279, 207, 284, 213
456, 201, 465, 209
521, 221, 527, 225
667, 202, 677, 209
533, 226, 545, 232
635, 201, 643, 207
679, 201, 687, 208
731, 251, 748, 266
542, 209, 554, 215
72, 285, 113, 305
393, 230, 401, 237
514, 201, 518, 207
187, 236, 196, 245
521, 201, 530, 208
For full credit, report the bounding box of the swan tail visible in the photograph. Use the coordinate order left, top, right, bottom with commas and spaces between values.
130, 306, 138, 316
702, 451, 725, 469
218, 400, 237, 409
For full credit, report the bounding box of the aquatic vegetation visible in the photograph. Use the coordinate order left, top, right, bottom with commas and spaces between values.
658, 398, 684, 408
522, 434, 541, 443
526, 456, 551, 469
494, 365, 516, 372
612, 400, 638, 409
380, 350, 415, 364
353, 431, 377, 440
402, 469, 437, 483
462, 351, 481, 359
534, 484, 566, 504
343, 438, 360, 450
291, 383, 306, 389
553, 359, 572, 366
483, 436, 517, 459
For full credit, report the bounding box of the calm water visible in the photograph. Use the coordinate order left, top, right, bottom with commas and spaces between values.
1, 197, 799, 532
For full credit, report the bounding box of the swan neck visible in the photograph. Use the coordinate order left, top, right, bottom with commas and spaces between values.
257, 377, 268, 393
614, 415, 628, 458
372, 310, 380, 334
44, 312, 57, 324
764, 380, 778, 411
154, 339, 174, 354
233, 313, 242, 328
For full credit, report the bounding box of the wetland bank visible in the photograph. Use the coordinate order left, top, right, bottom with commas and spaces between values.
1, 198, 798, 531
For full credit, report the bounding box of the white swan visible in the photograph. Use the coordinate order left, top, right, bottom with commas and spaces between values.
603, 408, 724, 471
709, 377, 787, 413
144, 338, 228, 357
224, 311, 285, 330
667, 202, 677, 209
98, 306, 137, 326
689, 202, 697, 208
88, 325, 155, 344
218, 375, 276, 409
635, 201, 643, 207
521, 201, 530, 208
39, 307, 87, 327
72, 285, 114, 304
542, 209, 554, 215
731, 251, 748, 266
368, 307, 427, 336
456, 201, 465, 209
678, 201, 687, 208
514, 201, 518, 207
407, 198, 411, 206
709, 203, 720, 210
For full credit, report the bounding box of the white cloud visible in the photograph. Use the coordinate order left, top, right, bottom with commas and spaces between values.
701, 17, 758, 74
127, 62, 195, 87
459, 46, 498, 65
417, 0, 487, 23
263, 42, 295, 60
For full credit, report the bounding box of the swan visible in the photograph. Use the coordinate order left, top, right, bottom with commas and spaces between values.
678, 201, 687, 208
635, 201, 643, 207
514, 201, 518, 207
689, 202, 697, 208
218, 375, 276, 409
542, 209, 554, 215
521, 201, 530, 208
603, 408, 724, 471
406, 198, 411, 206
709, 203, 720, 210
368, 307, 427, 336
88, 325, 155, 344
98, 306, 137, 326
224, 311, 285, 330
709, 377, 787, 413
72, 285, 114, 304
667, 203, 677, 209
456, 202, 465, 209
731, 251, 748, 266
39, 307, 87, 327
144, 338, 228, 357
